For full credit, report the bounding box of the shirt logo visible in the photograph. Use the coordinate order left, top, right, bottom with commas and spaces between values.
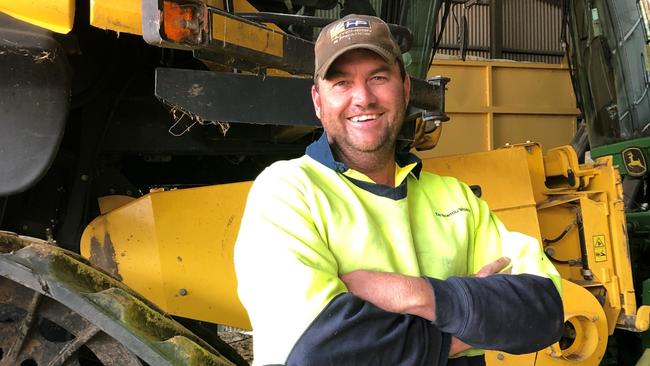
434, 208, 470, 217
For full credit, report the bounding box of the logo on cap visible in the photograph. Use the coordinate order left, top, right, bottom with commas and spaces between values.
344, 19, 369, 29
330, 19, 371, 39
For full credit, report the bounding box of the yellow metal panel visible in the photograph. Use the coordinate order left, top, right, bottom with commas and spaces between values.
492, 65, 577, 111
422, 146, 538, 212
211, 12, 283, 58
428, 62, 489, 110
90, 0, 142, 35
537, 201, 583, 281
422, 60, 579, 158
493, 114, 577, 151
81, 182, 254, 330
81, 196, 167, 308
418, 113, 490, 159
0, 0, 74, 34
98, 195, 136, 214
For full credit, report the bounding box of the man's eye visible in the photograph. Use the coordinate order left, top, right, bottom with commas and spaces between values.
333, 80, 349, 87
371, 75, 388, 82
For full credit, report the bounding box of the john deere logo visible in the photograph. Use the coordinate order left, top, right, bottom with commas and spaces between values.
623, 147, 647, 176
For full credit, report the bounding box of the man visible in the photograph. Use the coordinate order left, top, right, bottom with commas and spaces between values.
234, 14, 563, 366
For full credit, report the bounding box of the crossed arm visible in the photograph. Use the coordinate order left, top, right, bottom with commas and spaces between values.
341, 257, 512, 356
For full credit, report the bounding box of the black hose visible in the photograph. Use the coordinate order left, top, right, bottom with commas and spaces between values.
543, 218, 577, 244
576, 213, 593, 280
429, 0, 453, 65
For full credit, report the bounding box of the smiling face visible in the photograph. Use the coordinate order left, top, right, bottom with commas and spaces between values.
311, 49, 410, 166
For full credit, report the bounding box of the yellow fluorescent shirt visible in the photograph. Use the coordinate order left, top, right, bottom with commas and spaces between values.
234, 133, 561, 365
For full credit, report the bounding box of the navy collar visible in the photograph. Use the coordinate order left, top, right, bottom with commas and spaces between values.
305, 132, 423, 179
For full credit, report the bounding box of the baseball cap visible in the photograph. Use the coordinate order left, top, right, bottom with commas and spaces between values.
314, 14, 402, 80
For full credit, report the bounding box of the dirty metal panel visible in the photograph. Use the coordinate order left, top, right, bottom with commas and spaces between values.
211, 11, 283, 57
204, 8, 315, 75
80, 195, 168, 310
0, 13, 70, 195
81, 182, 254, 330
155, 68, 320, 126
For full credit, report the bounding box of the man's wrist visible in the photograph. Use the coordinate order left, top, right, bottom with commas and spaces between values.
402, 276, 435, 321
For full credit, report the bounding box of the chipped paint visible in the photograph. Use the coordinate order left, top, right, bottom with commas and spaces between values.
89, 232, 123, 281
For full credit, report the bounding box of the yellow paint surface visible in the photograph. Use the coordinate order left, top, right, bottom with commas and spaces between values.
90, 0, 142, 35
81, 182, 254, 330
420, 59, 579, 159
0, 0, 74, 33
211, 12, 283, 57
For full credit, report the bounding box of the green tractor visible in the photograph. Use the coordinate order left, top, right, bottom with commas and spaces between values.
564, 1, 650, 363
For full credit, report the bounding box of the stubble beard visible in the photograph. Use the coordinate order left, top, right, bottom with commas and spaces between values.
326, 107, 406, 169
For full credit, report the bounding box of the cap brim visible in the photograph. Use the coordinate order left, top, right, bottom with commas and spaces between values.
316, 43, 396, 80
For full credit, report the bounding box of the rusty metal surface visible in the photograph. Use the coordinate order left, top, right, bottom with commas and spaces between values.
0, 277, 140, 366
89, 233, 122, 281
0, 231, 243, 366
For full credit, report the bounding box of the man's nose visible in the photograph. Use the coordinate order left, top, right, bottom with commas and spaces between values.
351, 82, 377, 107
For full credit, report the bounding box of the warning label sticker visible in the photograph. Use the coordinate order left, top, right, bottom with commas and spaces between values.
592, 235, 607, 262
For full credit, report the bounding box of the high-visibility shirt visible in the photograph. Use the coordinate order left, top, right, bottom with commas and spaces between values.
235, 132, 563, 366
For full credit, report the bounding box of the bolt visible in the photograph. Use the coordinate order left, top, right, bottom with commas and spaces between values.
497, 353, 504, 360
592, 315, 598, 322
45, 227, 54, 242
179, 288, 188, 296
80, 174, 89, 181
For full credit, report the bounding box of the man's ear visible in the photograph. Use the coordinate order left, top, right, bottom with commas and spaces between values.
403, 73, 411, 105
311, 84, 322, 119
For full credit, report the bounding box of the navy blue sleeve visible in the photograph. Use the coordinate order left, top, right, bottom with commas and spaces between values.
285, 293, 452, 366
428, 274, 563, 354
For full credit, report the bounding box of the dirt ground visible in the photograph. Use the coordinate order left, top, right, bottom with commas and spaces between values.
219, 330, 253, 364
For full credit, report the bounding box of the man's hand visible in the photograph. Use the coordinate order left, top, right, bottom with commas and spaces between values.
476, 256, 511, 277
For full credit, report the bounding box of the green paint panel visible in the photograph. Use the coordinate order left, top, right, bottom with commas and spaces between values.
591, 136, 650, 177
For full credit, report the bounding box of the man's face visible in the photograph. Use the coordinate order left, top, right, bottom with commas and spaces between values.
311, 49, 410, 157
